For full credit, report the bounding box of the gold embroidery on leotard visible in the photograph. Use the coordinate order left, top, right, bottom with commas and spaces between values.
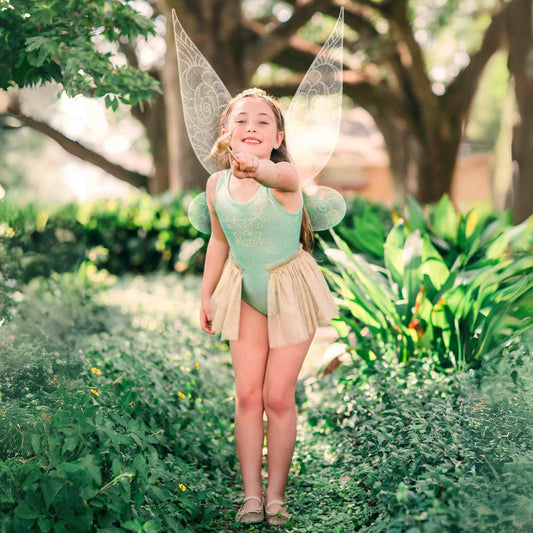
217, 187, 273, 248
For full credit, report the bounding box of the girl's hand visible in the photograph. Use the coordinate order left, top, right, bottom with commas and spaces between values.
200, 296, 215, 335
230, 152, 259, 179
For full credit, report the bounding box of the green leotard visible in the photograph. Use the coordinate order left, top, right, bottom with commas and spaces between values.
214, 168, 303, 316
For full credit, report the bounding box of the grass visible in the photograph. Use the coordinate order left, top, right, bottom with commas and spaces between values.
1, 271, 532, 532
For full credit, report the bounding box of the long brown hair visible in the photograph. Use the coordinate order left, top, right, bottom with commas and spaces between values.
217, 88, 314, 253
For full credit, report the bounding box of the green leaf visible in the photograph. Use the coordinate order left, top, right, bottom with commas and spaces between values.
384, 221, 407, 285
14, 501, 42, 520
406, 195, 427, 233
402, 230, 423, 320
42, 477, 65, 510
420, 235, 450, 295
431, 194, 458, 243
31, 433, 41, 454
24, 36, 49, 53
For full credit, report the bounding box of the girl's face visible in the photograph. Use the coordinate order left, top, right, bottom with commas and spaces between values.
223, 96, 284, 160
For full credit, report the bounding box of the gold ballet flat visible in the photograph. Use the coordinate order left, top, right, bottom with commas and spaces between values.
265, 499, 291, 525
235, 494, 265, 524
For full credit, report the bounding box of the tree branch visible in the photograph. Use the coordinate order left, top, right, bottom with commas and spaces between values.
119, 42, 139, 70
3, 108, 150, 189
325, 3, 414, 95
445, 1, 510, 116
351, 0, 391, 13
383, 1, 439, 142
264, 72, 412, 125
243, 0, 332, 73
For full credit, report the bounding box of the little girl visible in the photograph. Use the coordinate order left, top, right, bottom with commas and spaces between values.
199, 88, 339, 525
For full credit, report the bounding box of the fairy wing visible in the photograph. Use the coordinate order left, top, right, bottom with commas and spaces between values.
285, 8, 344, 188
303, 186, 346, 231
188, 192, 211, 234
171, 10, 232, 175
281, 9, 346, 229
173, 7, 346, 233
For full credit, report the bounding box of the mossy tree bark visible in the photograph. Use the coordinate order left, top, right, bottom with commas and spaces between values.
507, 0, 533, 223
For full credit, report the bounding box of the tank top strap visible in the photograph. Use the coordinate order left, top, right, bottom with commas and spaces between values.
215, 168, 230, 193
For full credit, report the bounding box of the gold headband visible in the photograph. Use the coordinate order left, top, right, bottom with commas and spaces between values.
230, 87, 283, 124
232, 87, 272, 101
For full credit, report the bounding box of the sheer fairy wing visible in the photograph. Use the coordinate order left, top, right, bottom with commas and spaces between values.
171, 9, 232, 175
188, 192, 211, 234
285, 8, 344, 188
303, 186, 346, 231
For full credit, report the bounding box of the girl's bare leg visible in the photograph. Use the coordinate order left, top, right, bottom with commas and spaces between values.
262, 332, 315, 512
230, 301, 269, 512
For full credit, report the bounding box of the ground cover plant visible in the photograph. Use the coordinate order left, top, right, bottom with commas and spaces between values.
0, 271, 238, 532
1, 267, 532, 532
285, 331, 533, 533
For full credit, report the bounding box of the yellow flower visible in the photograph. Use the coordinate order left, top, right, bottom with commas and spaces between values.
195, 363, 199, 370
177, 391, 186, 399
91, 367, 102, 375
90, 389, 99, 397
179, 483, 186, 492
130, 401, 135, 408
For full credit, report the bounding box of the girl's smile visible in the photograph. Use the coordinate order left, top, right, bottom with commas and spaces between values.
242, 136, 261, 144
223, 96, 283, 158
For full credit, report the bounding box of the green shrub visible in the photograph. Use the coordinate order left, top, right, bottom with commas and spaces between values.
0, 193, 208, 321
335, 195, 393, 260
0, 203, 87, 320
80, 192, 206, 275
322, 216, 533, 369
332, 194, 532, 268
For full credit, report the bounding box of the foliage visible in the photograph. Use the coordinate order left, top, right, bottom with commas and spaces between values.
0, 193, 206, 319
0, 272, 237, 532
0, 265, 532, 531
459, 332, 533, 532
290, 332, 533, 532
0, 0, 161, 109
333, 195, 393, 261
334, 194, 532, 266
322, 195, 533, 369
0, 202, 86, 320
79, 193, 206, 275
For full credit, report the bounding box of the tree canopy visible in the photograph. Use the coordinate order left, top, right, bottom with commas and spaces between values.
0, 0, 161, 109
0, 0, 530, 220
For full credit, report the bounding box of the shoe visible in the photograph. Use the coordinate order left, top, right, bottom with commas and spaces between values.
265, 499, 291, 525
235, 494, 265, 524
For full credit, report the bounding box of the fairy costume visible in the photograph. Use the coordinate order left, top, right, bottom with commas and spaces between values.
172, 8, 346, 347
207, 168, 337, 347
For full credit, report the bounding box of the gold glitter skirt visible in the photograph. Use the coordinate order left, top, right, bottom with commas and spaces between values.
210, 244, 338, 348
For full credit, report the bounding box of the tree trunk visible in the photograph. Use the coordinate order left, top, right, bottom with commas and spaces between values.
371, 109, 415, 204
507, 0, 533, 223
415, 125, 462, 204
158, 0, 249, 192
131, 90, 169, 194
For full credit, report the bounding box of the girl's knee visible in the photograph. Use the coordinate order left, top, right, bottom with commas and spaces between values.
235, 386, 263, 412
263, 387, 295, 417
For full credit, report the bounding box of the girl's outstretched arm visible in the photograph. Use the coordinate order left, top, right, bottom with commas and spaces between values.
200, 172, 229, 334
231, 155, 299, 193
